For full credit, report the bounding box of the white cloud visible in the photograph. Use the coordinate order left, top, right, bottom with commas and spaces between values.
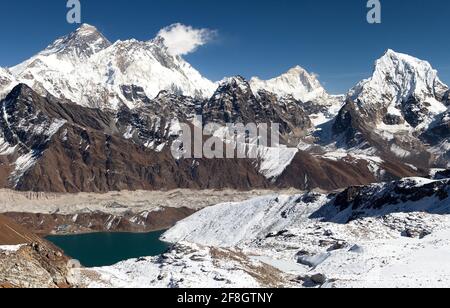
157, 23, 216, 56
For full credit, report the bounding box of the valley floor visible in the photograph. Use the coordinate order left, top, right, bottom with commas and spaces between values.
0, 189, 300, 235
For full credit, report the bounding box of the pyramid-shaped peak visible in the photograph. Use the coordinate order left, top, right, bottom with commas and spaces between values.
39, 24, 111, 59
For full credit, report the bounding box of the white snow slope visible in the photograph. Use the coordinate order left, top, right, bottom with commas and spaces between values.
0, 68, 16, 100
81, 177, 450, 288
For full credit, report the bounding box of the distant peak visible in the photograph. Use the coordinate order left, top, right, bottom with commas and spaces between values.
286, 65, 308, 75
248, 65, 331, 103
219, 76, 249, 86
382, 49, 414, 60
40, 24, 111, 59
384, 49, 397, 56
348, 50, 447, 116
71, 23, 107, 40
377, 49, 431, 68
215, 76, 251, 94
77, 23, 97, 31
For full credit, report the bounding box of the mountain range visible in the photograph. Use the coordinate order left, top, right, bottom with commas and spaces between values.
0, 24, 448, 193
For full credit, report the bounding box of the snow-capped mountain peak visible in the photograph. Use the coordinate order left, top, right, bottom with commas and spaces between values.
217, 76, 251, 92
348, 49, 448, 130
249, 66, 344, 125
249, 66, 328, 103
90, 36, 216, 103
4, 24, 216, 110
41, 24, 111, 59
350, 49, 448, 106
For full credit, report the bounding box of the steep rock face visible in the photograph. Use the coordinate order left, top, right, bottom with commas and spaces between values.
0, 84, 269, 192
347, 50, 448, 130
332, 50, 448, 167
422, 112, 450, 167
0, 85, 68, 187
203, 76, 313, 144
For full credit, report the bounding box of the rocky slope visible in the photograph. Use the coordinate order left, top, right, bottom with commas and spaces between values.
0, 215, 71, 288
79, 176, 450, 288
0, 83, 418, 192
0, 214, 44, 245
203, 76, 313, 142
0, 84, 271, 192
0, 188, 288, 235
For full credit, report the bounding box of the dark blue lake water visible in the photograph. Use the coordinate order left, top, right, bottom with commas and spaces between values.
47, 230, 169, 267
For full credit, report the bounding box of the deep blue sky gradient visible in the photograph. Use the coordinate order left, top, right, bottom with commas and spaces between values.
1, 0, 449, 94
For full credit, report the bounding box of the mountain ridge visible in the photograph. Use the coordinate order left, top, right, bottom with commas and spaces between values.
0, 25, 448, 192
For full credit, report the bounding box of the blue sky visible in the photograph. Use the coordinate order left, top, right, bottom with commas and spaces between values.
1, 0, 449, 94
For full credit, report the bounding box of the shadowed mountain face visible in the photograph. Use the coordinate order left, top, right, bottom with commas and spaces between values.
0, 25, 448, 193
0, 84, 420, 193
0, 84, 272, 192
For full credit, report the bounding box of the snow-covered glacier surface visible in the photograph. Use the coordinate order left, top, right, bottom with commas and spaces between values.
80, 177, 450, 288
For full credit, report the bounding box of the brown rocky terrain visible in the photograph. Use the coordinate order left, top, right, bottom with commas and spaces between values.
0, 188, 298, 235
276, 150, 421, 191
0, 215, 71, 288
0, 84, 271, 193
4, 207, 196, 236
0, 84, 422, 193
0, 214, 44, 245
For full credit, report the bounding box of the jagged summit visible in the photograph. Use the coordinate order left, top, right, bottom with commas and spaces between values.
6, 24, 216, 109
77, 23, 100, 32
217, 76, 250, 90
249, 65, 328, 103
39, 23, 111, 59
350, 49, 448, 104
347, 49, 448, 130
249, 66, 344, 125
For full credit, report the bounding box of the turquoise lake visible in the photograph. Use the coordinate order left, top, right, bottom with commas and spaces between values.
47, 230, 169, 268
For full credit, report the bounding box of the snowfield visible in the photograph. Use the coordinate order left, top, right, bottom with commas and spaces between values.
0, 244, 25, 253
79, 176, 450, 288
